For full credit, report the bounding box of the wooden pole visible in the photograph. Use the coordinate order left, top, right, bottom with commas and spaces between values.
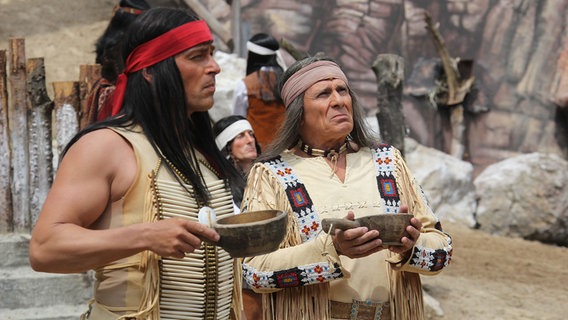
0, 50, 13, 233
231, 0, 242, 56
183, 0, 232, 51
52, 81, 80, 167
8, 38, 31, 232
27, 58, 54, 227
78, 64, 101, 130
279, 38, 308, 61
372, 54, 406, 156
424, 13, 475, 159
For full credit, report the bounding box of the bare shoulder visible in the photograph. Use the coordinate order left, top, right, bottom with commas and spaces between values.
59, 128, 136, 182
53, 128, 137, 204
64, 128, 133, 160
70, 128, 130, 149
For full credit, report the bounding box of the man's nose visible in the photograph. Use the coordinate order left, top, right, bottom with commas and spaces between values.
208, 56, 221, 74
244, 132, 255, 143
330, 90, 345, 107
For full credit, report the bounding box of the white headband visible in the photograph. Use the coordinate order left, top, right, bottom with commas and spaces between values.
246, 41, 287, 71
215, 119, 254, 150
247, 41, 276, 55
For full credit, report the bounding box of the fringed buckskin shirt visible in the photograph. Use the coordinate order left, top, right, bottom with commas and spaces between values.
241, 145, 452, 320
85, 126, 242, 320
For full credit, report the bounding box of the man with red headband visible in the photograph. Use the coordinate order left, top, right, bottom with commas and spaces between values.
30, 8, 245, 319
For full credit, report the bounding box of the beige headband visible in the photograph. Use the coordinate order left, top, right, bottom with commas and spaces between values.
281, 60, 348, 108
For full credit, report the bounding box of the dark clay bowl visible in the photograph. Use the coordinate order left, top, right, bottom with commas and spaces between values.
321, 213, 414, 246
214, 210, 288, 257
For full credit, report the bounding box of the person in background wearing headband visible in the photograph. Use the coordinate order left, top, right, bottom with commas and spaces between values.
213, 115, 263, 320
86, 0, 151, 124
240, 56, 453, 320
30, 8, 245, 319
214, 115, 261, 178
232, 33, 287, 151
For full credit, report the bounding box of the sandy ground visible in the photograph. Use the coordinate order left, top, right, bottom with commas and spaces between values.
1, 1, 567, 319
422, 222, 567, 320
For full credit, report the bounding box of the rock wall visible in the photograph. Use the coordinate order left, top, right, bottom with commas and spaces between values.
203, 0, 568, 177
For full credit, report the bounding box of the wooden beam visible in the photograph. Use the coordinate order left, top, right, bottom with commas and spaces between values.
27, 57, 54, 227
183, 0, 232, 50
8, 38, 31, 232
231, 0, 242, 56
78, 64, 101, 130
52, 81, 80, 164
279, 38, 308, 61
0, 50, 13, 233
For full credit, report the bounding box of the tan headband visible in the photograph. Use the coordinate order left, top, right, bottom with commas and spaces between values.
281, 60, 348, 108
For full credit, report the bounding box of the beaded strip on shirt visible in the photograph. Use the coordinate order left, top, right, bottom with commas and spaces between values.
372, 144, 453, 272
264, 155, 321, 243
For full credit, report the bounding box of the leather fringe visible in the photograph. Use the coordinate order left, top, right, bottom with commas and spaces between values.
231, 259, 243, 320
263, 284, 330, 320
115, 171, 162, 319
388, 268, 424, 320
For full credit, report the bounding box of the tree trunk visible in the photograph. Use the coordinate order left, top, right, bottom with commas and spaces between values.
372, 54, 406, 156
450, 104, 465, 158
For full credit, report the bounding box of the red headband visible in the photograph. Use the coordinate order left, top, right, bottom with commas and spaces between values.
108, 20, 213, 117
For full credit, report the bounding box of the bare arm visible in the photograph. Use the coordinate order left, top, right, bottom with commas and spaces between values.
29, 129, 219, 273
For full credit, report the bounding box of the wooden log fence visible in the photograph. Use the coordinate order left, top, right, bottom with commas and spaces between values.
7, 38, 30, 233
0, 50, 13, 233
0, 38, 97, 233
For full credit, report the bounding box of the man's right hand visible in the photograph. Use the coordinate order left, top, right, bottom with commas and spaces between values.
144, 218, 220, 259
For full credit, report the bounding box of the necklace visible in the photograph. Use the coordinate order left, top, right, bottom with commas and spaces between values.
297, 139, 349, 178
298, 139, 348, 161
197, 158, 221, 178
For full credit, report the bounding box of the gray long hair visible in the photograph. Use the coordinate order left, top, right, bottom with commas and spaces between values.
259, 55, 377, 161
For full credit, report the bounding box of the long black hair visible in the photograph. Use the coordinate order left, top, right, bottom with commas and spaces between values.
95, 0, 151, 82
65, 7, 245, 206
245, 33, 283, 75
245, 33, 284, 103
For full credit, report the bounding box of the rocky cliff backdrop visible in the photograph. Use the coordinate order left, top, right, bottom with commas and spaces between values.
205, 0, 568, 177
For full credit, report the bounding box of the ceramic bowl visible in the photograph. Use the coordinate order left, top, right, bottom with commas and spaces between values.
214, 210, 288, 257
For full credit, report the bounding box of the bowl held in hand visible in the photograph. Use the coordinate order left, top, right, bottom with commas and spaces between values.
213, 210, 288, 257
321, 213, 414, 246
